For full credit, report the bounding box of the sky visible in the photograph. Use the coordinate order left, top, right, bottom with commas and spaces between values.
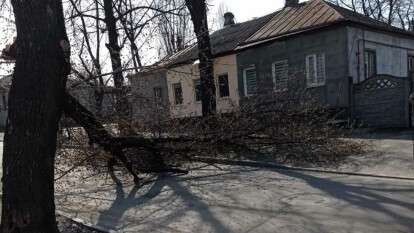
208, 0, 285, 24
0, 0, 299, 76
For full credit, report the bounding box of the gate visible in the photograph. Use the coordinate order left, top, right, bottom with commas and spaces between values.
353, 74, 411, 128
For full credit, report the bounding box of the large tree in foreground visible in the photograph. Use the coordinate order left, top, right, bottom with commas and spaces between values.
1, 0, 70, 232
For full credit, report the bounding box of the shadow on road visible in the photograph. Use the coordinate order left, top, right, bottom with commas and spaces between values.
275, 168, 414, 231
93, 159, 414, 232
96, 169, 236, 232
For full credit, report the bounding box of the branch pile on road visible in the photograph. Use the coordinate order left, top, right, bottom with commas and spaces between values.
56, 88, 366, 183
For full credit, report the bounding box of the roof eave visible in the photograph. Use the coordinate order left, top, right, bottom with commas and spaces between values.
236, 20, 349, 50
236, 19, 414, 51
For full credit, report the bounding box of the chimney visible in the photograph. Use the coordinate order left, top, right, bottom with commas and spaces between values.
285, 0, 299, 7
223, 12, 235, 27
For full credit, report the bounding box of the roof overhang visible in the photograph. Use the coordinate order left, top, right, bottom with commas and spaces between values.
236, 19, 414, 51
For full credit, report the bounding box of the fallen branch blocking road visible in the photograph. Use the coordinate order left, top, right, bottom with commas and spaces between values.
62, 92, 187, 181
60, 90, 364, 182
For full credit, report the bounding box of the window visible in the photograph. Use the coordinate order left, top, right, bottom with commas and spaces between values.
218, 74, 229, 97
153, 87, 162, 101
408, 55, 414, 73
272, 60, 289, 90
243, 67, 257, 96
306, 53, 326, 87
1, 95, 6, 111
194, 79, 202, 102
364, 49, 377, 78
172, 83, 183, 105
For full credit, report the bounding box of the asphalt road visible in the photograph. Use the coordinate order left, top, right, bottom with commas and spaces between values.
55, 130, 414, 233
1, 131, 414, 232
56, 164, 414, 233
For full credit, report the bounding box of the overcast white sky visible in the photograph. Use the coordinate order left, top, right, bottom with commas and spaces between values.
0, 0, 303, 75
209, 0, 285, 23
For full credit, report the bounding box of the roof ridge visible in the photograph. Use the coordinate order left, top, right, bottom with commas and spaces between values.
322, 0, 390, 26
319, 0, 347, 20
210, 10, 278, 36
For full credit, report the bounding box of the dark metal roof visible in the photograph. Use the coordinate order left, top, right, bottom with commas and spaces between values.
238, 0, 414, 49
150, 0, 414, 70
159, 12, 276, 67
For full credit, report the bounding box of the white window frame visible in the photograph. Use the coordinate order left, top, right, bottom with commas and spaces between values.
272, 59, 289, 91
243, 66, 257, 97
306, 53, 326, 88
364, 49, 377, 79
316, 53, 326, 86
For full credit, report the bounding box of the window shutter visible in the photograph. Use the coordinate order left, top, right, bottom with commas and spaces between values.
273, 60, 289, 90
317, 53, 326, 85
244, 68, 257, 96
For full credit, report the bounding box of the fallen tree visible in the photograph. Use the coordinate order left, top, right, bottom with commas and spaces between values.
57, 85, 365, 185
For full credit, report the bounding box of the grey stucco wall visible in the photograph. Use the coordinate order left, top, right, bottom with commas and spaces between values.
128, 70, 170, 123
236, 26, 350, 108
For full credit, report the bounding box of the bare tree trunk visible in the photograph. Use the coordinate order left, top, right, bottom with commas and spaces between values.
1, 0, 70, 232
185, 0, 216, 116
103, 0, 131, 130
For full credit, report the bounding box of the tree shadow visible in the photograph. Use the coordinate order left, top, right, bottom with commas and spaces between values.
94, 159, 414, 232
252, 164, 414, 231
96, 173, 168, 231
95, 168, 241, 232
165, 175, 232, 233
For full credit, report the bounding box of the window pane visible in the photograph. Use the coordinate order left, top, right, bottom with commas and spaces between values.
408, 56, 414, 73
306, 55, 317, 86
273, 60, 288, 90
317, 54, 326, 85
364, 50, 376, 78
218, 74, 229, 97
244, 68, 257, 96
1, 95, 5, 111
153, 87, 162, 101
194, 79, 201, 102
173, 83, 183, 105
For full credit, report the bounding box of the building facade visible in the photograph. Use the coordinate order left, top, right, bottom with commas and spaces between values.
130, 0, 414, 127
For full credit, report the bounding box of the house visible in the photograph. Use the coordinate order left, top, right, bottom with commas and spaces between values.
132, 0, 414, 127
236, 0, 414, 127
0, 76, 118, 129
129, 11, 275, 119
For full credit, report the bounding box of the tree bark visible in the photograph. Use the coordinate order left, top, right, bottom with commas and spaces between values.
185, 0, 216, 116
102, 0, 131, 131
1, 0, 70, 232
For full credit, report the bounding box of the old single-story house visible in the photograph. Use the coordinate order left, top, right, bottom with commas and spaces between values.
129, 11, 275, 119
0, 76, 118, 129
236, 0, 414, 127
132, 0, 414, 127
